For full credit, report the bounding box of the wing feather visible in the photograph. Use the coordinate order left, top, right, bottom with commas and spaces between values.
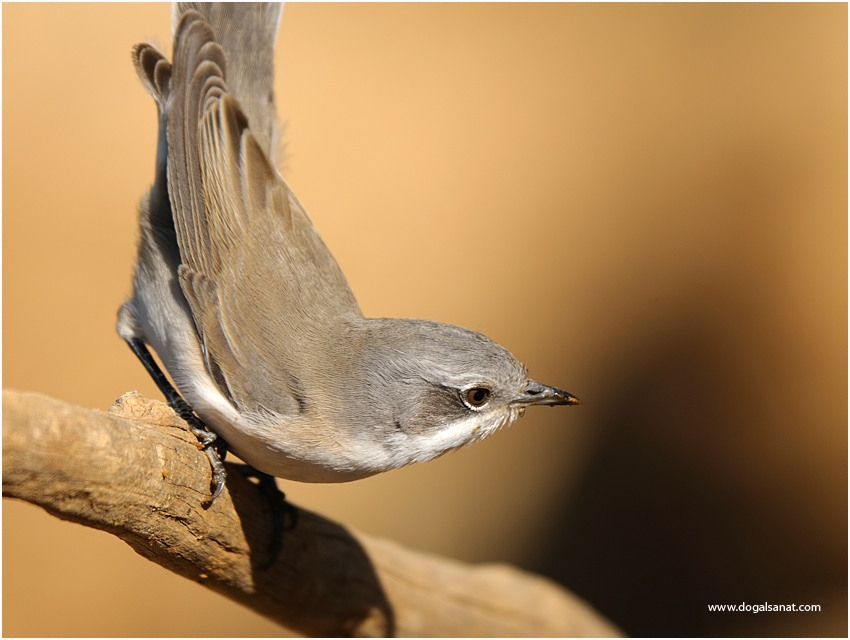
165, 11, 361, 415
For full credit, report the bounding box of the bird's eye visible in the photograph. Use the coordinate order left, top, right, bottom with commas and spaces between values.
461, 386, 491, 410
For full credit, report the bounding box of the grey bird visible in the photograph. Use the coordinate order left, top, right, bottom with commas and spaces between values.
118, 2, 578, 502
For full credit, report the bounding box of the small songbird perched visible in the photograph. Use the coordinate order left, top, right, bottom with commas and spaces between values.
118, 2, 578, 503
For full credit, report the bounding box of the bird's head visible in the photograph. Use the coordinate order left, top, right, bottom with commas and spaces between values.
355, 319, 579, 468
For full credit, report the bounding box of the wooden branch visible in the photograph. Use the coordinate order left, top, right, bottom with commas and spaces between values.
2, 389, 620, 637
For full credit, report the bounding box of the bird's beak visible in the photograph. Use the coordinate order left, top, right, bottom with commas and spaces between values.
512, 380, 580, 407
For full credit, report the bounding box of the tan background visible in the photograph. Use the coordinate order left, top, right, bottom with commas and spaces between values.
3, 3, 846, 637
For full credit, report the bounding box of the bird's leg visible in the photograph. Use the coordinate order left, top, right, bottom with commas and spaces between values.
230, 463, 299, 569
125, 337, 227, 508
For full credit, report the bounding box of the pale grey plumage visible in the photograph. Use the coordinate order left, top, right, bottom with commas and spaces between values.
118, 3, 578, 485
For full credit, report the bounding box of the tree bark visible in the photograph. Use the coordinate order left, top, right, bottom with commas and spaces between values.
2, 389, 620, 637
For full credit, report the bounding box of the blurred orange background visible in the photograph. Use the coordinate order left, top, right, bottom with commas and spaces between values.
3, 3, 846, 637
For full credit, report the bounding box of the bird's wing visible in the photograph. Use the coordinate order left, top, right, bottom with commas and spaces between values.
174, 2, 283, 165
162, 11, 361, 416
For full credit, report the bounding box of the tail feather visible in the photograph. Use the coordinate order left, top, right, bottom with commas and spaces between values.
132, 43, 172, 114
